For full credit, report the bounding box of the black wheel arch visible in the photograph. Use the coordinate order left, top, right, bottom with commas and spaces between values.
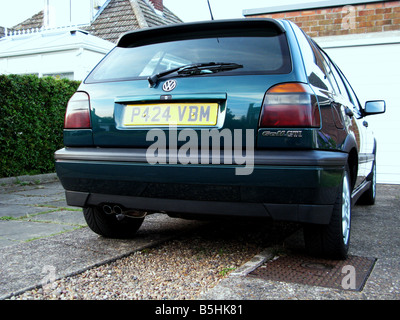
342, 135, 359, 191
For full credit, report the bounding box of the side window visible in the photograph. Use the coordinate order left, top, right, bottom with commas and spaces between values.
341, 73, 362, 113
308, 42, 337, 94
329, 62, 352, 101
319, 50, 342, 95
321, 49, 362, 117
291, 24, 332, 91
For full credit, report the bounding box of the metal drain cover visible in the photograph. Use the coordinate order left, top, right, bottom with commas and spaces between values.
248, 254, 376, 291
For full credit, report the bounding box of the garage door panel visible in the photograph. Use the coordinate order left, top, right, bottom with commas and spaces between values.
321, 34, 400, 184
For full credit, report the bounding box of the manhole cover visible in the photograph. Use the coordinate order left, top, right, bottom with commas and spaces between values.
248, 254, 376, 291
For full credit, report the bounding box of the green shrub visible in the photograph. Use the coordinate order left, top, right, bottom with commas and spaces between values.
0, 74, 80, 178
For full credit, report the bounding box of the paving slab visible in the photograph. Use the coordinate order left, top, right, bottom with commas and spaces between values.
0, 220, 80, 243
25, 209, 87, 226
0, 204, 49, 218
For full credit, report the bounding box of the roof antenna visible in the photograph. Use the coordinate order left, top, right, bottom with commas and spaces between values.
207, 0, 215, 20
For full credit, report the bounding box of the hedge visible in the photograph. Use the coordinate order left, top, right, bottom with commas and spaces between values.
0, 74, 80, 178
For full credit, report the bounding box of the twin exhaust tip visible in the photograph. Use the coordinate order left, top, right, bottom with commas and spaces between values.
102, 204, 147, 220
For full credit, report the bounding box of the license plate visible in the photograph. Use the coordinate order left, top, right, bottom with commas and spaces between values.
123, 103, 219, 126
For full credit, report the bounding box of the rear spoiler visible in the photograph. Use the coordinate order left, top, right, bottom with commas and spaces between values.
117, 18, 286, 48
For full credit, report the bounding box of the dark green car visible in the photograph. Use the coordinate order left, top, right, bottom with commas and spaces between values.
55, 19, 385, 259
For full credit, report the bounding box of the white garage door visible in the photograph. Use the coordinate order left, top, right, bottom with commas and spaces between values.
317, 31, 400, 184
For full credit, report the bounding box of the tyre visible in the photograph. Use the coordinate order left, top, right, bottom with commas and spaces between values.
83, 206, 144, 238
357, 160, 376, 205
303, 166, 352, 259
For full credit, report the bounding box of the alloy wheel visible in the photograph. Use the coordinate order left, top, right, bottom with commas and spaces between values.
342, 171, 351, 245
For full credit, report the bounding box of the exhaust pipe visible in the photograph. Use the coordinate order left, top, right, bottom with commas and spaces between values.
102, 204, 147, 219
113, 205, 123, 215
103, 205, 113, 215
124, 210, 147, 219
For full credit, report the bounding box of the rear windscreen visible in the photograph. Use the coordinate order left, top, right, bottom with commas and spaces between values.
85, 32, 291, 83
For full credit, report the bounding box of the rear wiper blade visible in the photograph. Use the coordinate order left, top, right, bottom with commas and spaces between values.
178, 62, 243, 75
147, 62, 243, 87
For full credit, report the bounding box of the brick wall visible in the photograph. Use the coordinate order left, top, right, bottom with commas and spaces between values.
246, 1, 400, 37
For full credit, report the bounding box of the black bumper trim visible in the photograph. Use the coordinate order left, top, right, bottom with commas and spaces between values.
65, 191, 333, 224
55, 147, 348, 167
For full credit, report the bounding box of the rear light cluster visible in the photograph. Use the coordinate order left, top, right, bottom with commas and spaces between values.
259, 83, 320, 128
64, 92, 91, 129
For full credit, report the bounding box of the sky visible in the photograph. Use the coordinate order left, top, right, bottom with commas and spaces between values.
0, 0, 309, 28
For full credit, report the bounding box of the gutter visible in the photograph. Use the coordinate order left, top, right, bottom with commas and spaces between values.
243, 0, 389, 16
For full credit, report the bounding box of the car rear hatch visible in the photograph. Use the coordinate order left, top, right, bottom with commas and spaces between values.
66, 20, 316, 152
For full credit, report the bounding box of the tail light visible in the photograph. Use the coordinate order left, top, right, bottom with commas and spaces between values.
64, 92, 91, 129
259, 83, 320, 128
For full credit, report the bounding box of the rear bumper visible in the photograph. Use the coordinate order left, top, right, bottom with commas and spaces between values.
55, 147, 348, 224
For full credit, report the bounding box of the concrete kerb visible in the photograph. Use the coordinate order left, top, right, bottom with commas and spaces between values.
229, 248, 276, 277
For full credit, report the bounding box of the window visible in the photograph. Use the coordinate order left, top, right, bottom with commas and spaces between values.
308, 41, 337, 94
85, 32, 291, 83
291, 24, 332, 92
43, 72, 74, 80
340, 71, 362, 113
328, 61, 352, 101
318, 50, 341, 95
311, 42, 362, 115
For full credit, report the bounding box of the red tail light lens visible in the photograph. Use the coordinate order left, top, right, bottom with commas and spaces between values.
64, 92, 91, 129
259, 83, 320, 128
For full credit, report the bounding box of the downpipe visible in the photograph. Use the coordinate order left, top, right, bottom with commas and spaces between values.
102, 204, 147, 220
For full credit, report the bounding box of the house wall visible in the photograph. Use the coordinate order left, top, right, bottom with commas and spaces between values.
0, 28, 114, 81
0, 49, 106, 81
246, 1, 400, 37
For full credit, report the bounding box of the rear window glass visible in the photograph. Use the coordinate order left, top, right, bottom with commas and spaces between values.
85, 32, 291, 83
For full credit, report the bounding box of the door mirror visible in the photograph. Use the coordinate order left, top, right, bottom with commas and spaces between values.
364, 100, 386, 115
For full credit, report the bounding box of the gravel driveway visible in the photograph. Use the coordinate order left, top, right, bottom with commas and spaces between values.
11, 219, 299, 300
